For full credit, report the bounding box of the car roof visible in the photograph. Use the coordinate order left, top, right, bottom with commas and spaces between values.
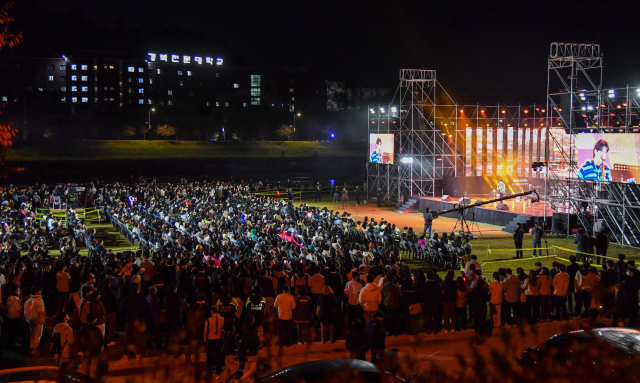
259, 359, 381, 383
566, 328, 640, 356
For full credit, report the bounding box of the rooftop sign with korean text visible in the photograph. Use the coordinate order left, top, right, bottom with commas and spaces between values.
148, 53, 223, 66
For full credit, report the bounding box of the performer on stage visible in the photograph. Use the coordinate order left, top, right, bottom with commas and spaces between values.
496, 180, 506, 198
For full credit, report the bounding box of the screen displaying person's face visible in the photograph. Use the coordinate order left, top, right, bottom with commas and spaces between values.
376, 141, 382, 151
593, 147, 608, 165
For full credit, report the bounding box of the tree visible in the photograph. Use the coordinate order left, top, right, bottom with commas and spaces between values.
231, 132, 241, 141
275, 124, 295, 141
155, 124, 176, 140
0, 2, 21, 50
122, 125, 136, 140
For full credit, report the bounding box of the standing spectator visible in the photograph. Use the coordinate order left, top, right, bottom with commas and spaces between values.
469, 279, 489, 345
189, 293, 210, 361
314, 182, 322, 203
455, 276, 468, 331
355, 185, 361, 205
574, 262, 601, 318
52, 312, 75, 369
614, 254, 627, 280
55, 264, 71, 314
24, 286, 46, 355
344, 271, 363, 328
513, 222, 524, 259
345, 319, 370, 360
502, 269, 519, 327
464, 255, 483, 275
377, 188, 383, 208
164, 285, 185, 354
488, 272, 503, 328
147, 286, 163, 350
553, 264, 570, 321
204, 306, 224, 376
359, 274, 382, 326
292, 286, 313, 344
77, 312, 105, 379
441, 270, 457, 333
574, 228, 590, 262
100, 279, 118, 346
220, 315, 240, 383
239, 315, 262, 383
119, 282, 151, 362
522, 270, 540, 324
531, 221, 544, 257
382, 276, 401, 336
273, 284, 296, 347
366, 311, 387, 364
594, 229, 609, 266
317, 285, 339, 343
245, 286, 267, 341
423, 208, 433, 239
41, 262, 57, 317
566, 256, 581, 315
537, 267, 552, 322
600, 260, 618, 318
423, 270, 441, 334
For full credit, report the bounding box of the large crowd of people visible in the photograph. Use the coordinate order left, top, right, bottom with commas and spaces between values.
0, 180, 639, 381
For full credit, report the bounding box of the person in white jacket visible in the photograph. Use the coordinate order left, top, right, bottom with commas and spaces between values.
359, 275, 382, 325
52, 312, 75, 368
24, 286, 46, 355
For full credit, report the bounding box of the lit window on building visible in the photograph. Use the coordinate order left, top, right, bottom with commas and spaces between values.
48, 65, 55, 70
291, 97, 295, 102
109, 65, 114, 69
94, 98, 98, 103
216, 73, 220, 78
1, 96, 6, 102
216, 102, 220, 107
179, 81, 183, 86
168, 100, 173, 106
81, 76, 88, 81
148, 99, 152, 104
243, 103, 247, 107
225, 102, 230, 107
81, 97, 88, 103
128, 88, 133, 94
138, 78, 143, 83
81, 86, 88, 92
251, 88, 261, 96
71, 97, 77, 103
61, 87, 66, 91
168, 90, 173, 95
251, 75, 261, 87
139, 88, 144, 94
128, 67, 135, 72
60, 65, 66, 70
94, 65, 97, 70
109, 97, 115, 101
128, 78, 133, 83
149, 79, 153, 84
251, 97, 260, 105
138, 68, 144, 73
178, 71, 183, 76
81, 65, 88, 70
187, 71, 192, 76
234, 83, 239, 89
71, 86, 77, 92
71, 64, 77, 70
290, 88, 294, 93
61, 97, 66, 102
157, 68, 162, 74
71, 75, 77, 81
48, 75, 54, 81
139, 99, 144, 104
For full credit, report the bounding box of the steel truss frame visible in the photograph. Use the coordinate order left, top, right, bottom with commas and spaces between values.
545, 42, 640, 247
367, 70, 462, 204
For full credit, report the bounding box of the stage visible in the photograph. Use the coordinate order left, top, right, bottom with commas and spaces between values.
408, 194, 575, 233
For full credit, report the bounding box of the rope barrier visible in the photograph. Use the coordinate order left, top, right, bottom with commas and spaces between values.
552, 245, 619, 261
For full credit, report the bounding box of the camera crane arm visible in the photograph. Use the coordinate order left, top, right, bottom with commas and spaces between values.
432, 190, 538, 219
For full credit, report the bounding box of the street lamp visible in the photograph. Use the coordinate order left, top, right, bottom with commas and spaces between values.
147, 108, 155, 140
294, 112, 301, 132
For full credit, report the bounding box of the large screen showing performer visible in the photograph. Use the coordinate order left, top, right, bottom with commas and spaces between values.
576, 133, 640, 183
369, 133, 395, 164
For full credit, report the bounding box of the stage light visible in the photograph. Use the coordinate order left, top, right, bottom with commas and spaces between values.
617, 105, 622, 109
460, 110, 464, 113
558, 108, 562, 112
524, 110, 529, 114
501, 110, 506, 114
392, 121, 396, 124
581, 106, 586, 111
449, 134, 452, 137
370, 109, 375, 114
371, 121, 375, 124
541, 109, 546, 113
330, 133, 335, 137
382, 121, 385, 124
481, 110, 485, 113
400, 157, 413, 164
579, 93, 585, 97
582, 114, 588, 118
608, 89, 615, 93
391, 106, 397, 113
380, 108, 385, 113
587, 106, 593, 111
610, 113, 616, 116
623, 103, 628, 107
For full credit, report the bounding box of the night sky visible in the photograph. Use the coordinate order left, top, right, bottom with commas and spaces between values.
11, 0, 640, 104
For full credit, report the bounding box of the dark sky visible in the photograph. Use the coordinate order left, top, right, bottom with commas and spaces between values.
19, 0, 640, 104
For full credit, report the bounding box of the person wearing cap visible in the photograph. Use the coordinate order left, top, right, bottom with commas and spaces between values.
24, 286, 46, 355
365, 311, 387, 364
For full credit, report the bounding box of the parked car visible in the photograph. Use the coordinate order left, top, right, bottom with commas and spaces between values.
520, 328, 640, 379
258, 359, 402, 383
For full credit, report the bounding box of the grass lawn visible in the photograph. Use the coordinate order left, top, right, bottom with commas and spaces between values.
7, 140, 364, 161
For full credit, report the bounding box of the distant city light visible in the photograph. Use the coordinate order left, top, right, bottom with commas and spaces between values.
330, 133, 335, 138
